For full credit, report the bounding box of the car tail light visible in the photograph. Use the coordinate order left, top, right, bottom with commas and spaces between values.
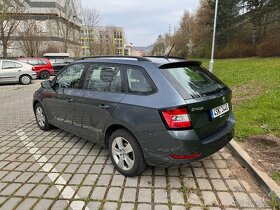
32, 67, 36, 71
161, 107, 192, 129
170, 153, 201, 159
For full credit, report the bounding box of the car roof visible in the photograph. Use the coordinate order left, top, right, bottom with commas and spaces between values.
76, 56, 201, 68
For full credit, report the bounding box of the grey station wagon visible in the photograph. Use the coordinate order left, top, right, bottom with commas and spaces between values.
33, 56, 235, 176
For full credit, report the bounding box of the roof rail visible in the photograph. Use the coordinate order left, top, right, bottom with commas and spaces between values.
144, 56, 187, 60
78, 56, 150, 62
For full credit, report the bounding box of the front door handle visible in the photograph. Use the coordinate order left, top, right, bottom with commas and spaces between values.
98, 104, 110, 109
66, 98, 74, 103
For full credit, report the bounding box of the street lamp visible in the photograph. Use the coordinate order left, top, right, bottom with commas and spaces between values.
209, 0, 218, 73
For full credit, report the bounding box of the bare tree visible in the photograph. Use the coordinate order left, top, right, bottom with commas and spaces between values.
18, 19, 45, 57
55, 1, 80, 53
0, 0, 24, 58
81, 7, 101, 55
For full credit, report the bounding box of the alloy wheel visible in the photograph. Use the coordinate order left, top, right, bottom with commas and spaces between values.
111, 137, 135, 171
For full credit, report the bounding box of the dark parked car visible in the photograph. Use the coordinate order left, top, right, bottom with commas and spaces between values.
49, 58, 74, 75
17, 58, 54, 79
33, 56, 235, 176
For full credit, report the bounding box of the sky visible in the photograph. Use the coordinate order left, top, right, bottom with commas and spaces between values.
81, 0, 200, 47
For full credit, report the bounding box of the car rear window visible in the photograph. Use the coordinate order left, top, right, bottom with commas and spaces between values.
160, 64, 226, 99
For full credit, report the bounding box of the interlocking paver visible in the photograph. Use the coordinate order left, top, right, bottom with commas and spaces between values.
154, 189, 168, 203
0, 183, 22, 196
111, 174, 125, 186
33, 199, 53, 210
122, 188, 137, 202
138, 188, 152, 203
137, 204, 152, 210
188, 193, 202, 205
155, 204, 169, 210
91, 186, 107, 200
233, 192, 254, 208
202, 191, 219, 206
217, 192, 236, 206
70, 201, 86, 210
14, 184, 35, 196
226, 180, 245, 192
120, 203, 134, 210
106, 187, 122, 201
211, 179, 228, 191
16, 198, 38, 210
197, 178, 212, 190
103, 202, 118, 210
125, 177, 138, 187
170, 189, 185, 204
0, 197, 22, 210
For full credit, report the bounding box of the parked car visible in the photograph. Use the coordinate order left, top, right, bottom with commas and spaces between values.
0, 59, 37, 85
48, 58, 74, 75
33, 56, 235, 176
17, 57, 54, 79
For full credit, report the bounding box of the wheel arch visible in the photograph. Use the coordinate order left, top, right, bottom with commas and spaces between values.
104, 124, 138, 148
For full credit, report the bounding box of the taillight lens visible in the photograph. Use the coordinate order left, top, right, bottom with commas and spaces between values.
161, 107, 191, 129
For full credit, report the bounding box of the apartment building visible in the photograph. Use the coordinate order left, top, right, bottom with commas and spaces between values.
0, 0, 82, 57
81, 26, 125, 56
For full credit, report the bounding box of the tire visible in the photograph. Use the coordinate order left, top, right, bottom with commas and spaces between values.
34, 103, 52, 131
109, 129, 147, 177
40, 71, 50, 79
19, 75, 31, 85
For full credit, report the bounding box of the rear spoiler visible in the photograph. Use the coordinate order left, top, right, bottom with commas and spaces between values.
158, 61, 202, 69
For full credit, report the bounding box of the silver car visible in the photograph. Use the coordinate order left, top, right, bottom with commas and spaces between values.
0, 59, 37, 85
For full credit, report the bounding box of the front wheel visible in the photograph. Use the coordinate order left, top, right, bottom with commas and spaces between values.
109, 129, 147, 177
19, 75, 31, 85
34, 103, 52, 131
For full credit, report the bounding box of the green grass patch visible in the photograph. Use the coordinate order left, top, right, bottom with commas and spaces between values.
197, 57, 280, 141
273, 171, 280, 183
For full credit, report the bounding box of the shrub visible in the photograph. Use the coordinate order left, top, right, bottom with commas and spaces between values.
256, 39, 280, 57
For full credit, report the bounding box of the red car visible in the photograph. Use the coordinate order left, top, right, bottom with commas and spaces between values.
17, 58, 54, 79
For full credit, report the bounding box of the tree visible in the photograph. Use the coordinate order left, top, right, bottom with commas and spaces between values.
81, 7, 101, 55
18, 19, 45, 57
56, 1, 80, 53
0, 0, 24, 58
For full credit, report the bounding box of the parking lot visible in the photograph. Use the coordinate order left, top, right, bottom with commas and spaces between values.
0, 80, 272, 210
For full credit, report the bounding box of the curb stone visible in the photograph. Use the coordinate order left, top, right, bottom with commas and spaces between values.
228, 139, 280, 202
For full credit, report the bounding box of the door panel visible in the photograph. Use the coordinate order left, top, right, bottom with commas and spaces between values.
75, 63, 125, 143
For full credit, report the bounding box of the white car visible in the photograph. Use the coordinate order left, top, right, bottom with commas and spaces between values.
0, 59, 37, 85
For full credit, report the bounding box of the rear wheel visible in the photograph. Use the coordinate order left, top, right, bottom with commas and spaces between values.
35, 103, 52, 131
40, 71, 50, 79
109, 129, 147, 177
19, 75, 31, 85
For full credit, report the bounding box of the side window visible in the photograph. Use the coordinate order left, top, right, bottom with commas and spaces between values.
125, 66, 154, 94
55, 63, 86, 91
2, 61, 22, 69
28, 59, 39, 65
84, 63, 122, 93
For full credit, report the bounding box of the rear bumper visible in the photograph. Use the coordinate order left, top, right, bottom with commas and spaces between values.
137, 112, 235, 167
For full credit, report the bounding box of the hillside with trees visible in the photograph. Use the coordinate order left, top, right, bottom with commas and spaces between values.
151, 0, 280, 58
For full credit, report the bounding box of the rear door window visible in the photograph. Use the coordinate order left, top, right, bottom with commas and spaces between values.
2, 61, 22, 69
124, 66, 155, 94
160, 64, 225, 99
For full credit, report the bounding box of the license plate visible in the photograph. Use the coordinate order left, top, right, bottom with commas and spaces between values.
211, 103, 229, 119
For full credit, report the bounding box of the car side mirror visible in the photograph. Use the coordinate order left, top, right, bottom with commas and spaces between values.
41, 80, 52, 89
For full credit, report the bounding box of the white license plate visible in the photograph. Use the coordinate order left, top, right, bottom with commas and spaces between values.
211, 103, 229, 119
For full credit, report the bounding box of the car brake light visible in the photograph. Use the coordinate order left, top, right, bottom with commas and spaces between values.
170, 153, 201, 159
161, 107, 191, 129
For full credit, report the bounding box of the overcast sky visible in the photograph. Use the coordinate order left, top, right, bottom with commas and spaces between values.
81, 0, 200, 47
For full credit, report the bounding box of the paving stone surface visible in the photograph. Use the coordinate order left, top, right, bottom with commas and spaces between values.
0, 79, 272, 210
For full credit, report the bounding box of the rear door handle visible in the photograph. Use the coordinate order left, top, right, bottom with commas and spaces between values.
98, 104, 110, 109
66, 98, 74, 103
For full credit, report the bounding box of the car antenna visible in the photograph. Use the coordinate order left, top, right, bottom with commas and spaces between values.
165, 43, 175, 59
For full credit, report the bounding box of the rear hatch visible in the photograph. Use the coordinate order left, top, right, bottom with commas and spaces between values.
159, 61, 232, 139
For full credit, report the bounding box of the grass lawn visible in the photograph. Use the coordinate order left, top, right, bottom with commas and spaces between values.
198, 57, 280, 141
